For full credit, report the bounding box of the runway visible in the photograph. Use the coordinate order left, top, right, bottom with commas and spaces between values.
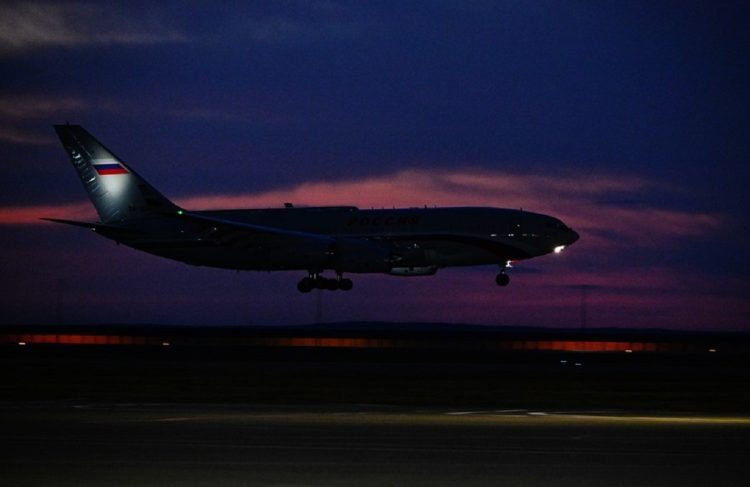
2, 402, 749, 486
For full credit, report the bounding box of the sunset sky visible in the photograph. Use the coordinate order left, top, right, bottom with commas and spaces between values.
1, 1, 748, 329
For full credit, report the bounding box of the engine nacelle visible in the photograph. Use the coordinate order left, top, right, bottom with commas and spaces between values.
330, 239, 394, 273
387, 266, 438, 277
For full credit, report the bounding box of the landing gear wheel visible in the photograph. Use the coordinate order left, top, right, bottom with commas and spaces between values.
298, 273, 354, 292
495, 273, 510, 287
297, 277, 314, 293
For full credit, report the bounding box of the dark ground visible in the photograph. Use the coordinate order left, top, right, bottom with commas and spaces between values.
2, 326, 750, 486
3, 344, 750, 411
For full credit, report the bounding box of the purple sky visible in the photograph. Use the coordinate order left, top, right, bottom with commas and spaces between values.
0, 1, 748, 330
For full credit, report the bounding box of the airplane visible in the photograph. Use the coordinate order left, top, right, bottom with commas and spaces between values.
45, 124, 579, 292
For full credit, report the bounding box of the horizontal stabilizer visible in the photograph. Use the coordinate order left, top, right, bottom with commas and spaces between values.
41, 218, 144, 236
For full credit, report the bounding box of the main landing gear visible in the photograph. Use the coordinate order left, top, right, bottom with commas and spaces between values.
297, 273, 354, 293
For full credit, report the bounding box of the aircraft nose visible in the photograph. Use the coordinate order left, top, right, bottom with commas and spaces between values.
567, 229, 580, 245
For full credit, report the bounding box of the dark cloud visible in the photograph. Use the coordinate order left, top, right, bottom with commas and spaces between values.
0, 2, 187, 54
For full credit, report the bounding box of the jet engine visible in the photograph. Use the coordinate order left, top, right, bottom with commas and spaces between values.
387, 266, 439, 276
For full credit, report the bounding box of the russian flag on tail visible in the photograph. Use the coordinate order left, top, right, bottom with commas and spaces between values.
92, 158, 128, 175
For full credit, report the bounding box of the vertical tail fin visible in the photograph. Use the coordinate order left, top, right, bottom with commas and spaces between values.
54, 124, 179, 223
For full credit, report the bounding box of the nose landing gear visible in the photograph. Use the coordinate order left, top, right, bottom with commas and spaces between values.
297, 273, 354, 293
495, 272, 510, 287
496, 261, 511, 287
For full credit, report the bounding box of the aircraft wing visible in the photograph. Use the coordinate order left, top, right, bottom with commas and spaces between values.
180, 211, 396, 270
180, 211, 335, 247
180, 212, 393, 262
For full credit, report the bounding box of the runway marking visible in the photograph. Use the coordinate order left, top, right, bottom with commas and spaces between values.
11, 403, 750, 427
563, 414, 750, 424
73, 412, 750, 428
147, 417, 197, 422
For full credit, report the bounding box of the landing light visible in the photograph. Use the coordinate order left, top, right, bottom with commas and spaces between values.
554, 245, 566, 254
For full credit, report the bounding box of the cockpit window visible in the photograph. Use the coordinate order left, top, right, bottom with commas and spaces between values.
547, 220, 564, 229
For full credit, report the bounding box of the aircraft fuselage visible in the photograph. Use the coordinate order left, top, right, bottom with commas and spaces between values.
110, 206, 578, 275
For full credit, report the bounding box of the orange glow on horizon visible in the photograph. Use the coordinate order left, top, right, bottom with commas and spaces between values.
0, 332, 731, 354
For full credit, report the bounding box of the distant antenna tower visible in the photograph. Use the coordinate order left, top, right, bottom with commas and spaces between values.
55, 278, 65, 323
579, 285, 591, 330
315, 289, 323, 323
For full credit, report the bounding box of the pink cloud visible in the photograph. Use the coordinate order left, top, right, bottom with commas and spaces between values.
351, 269, 749, 330
0, 127, 57, 145
173, 169, 723, 249
0, 96, 89, 119
2, 168, 723, 253
0, 202, 94, 224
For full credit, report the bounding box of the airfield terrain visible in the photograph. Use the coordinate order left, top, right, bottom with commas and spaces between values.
2, 324, 749, 486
